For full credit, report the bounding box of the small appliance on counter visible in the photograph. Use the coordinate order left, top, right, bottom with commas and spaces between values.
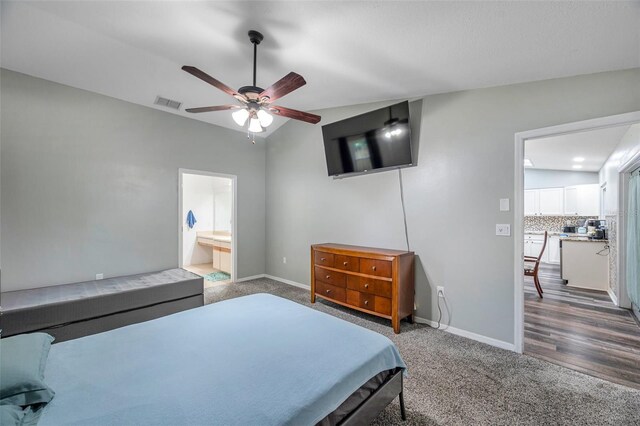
589, 219, 608, 240
562, 225, 576, 233
593, 229, 607, 240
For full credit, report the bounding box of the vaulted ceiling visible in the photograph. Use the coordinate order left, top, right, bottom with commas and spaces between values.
2, 1, 639, 136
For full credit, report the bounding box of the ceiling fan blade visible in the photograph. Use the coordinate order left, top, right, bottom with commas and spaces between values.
182, 66, 238, 97
185, 105, 242, 113
269, 105, 321, 124
259, 72, 306, 102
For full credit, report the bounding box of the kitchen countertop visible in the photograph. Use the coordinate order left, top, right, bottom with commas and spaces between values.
525, 230, 607, 243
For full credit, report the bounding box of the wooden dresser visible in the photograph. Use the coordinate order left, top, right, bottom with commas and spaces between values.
311, 243, 415, 333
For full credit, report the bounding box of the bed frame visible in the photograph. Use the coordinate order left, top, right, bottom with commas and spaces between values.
339, 369, 406, 425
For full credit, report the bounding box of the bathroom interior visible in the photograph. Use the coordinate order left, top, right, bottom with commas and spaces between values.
181, 173, 233, 287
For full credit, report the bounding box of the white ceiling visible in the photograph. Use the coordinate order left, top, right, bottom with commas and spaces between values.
525, 125, 631, 172
2, 1, 639, 136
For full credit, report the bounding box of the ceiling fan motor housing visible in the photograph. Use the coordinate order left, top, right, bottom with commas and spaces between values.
238, 85, 265, 101
248, 30, 264, 45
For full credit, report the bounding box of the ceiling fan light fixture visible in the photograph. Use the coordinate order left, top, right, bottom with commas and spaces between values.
257, 109, 273, 127
248, 117, 263, 133
232, 108, 250, 126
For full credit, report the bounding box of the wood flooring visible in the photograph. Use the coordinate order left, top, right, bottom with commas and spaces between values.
524, 263, 640, 389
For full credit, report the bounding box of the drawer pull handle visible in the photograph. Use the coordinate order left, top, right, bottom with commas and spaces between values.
326, 289, 331, 294
372, 266, 377, 271
364, 300, 369, 305
364, 283, 369, 288
326, 275, 330, 279
343, 261, 348, 266
321, 257, 326, 261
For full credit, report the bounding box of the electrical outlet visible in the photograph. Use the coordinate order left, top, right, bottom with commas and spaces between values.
282, 257, 287, 264
437, 286, 445, 298
96, 273, 104, 280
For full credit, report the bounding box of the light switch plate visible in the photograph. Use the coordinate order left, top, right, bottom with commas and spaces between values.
500, 198, 510, 211
496, 224, 511, 236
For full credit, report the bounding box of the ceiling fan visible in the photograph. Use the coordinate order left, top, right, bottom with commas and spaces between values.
182, 30, 321, 140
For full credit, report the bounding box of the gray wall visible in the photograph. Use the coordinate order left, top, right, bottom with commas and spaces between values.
524, 169, 599, 189
1, 69, 266, 291
265, 68, 640, 345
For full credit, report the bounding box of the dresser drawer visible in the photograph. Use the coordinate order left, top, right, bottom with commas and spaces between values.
346, 290, 392, 316
314, 251, 335, 268
346, 275, 392, 298
314, 266, 346, 287
334, 254, 360, 272
316, 281, 346, 302
359, 258, 392, 278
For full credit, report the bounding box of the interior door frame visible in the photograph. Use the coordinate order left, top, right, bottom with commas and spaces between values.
178, 168, 238, 283
513, 111, 640, 354
617, 145, 640, 310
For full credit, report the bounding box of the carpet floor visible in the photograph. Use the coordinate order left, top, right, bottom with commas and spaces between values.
205, 278, 640, 425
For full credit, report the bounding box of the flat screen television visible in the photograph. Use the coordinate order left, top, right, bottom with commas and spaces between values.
321, 101, 413, 177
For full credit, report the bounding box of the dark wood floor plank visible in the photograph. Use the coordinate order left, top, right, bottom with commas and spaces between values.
524, 263, 640, 389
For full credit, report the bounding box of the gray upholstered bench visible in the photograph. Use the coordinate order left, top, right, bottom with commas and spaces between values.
0, 269, 203, 342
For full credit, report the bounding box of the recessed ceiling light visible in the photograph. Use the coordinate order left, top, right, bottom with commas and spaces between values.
524, 158, 533, 167
573, 156, 585, 162
572, 164, 583, 169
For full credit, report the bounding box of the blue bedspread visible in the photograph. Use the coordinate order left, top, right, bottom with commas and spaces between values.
40, 294, 406, 425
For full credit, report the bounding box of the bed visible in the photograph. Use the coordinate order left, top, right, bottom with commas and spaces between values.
22, 293, 406, 425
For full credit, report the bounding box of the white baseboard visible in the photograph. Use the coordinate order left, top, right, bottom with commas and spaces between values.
414, 316, 515, 352
236, 275, 514, 351
235, 273, 310, 291
264, 274, 310, 290
235, 274, 266, 282
607, 287, 619, 306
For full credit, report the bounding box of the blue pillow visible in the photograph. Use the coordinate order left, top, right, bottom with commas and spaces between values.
0, 404, 26, 426
0, 333, 55, 406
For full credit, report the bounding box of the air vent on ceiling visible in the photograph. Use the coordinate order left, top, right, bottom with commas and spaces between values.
154, 96, 182, 110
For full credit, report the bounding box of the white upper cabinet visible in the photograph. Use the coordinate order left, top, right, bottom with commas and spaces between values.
564, 184, 599, 216
538, 188, 564, 215
524, 190, 539, 216
525, 188, 563, 216
564, 186, 578, 215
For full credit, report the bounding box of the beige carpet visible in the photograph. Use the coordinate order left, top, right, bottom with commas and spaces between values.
205, 278, 640, 425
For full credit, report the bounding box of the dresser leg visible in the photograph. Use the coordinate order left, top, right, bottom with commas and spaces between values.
311, 292, 315, 303
392, 317, 400, 334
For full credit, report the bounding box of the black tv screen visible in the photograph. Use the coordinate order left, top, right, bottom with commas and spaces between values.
321, 101, 413, 177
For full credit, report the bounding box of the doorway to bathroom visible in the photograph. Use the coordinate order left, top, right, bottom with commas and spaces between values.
178, 169, 236, 288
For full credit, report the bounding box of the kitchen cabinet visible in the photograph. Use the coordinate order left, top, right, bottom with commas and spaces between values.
547, 236, 560, 264
539, 188, 564, 215
525, 188, 563, 216
524, 234, 547, 262
561, 240, 609, 291
524, 233, 560, 264
524, 190, 539, 216
564, 184, 599, 216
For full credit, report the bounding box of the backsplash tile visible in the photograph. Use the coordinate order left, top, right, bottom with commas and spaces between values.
524, 216, 597, 232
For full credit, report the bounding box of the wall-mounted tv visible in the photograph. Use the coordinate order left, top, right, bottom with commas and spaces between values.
321, 101, 413, 178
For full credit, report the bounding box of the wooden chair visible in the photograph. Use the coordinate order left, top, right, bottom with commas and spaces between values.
525, 231, 547, 298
